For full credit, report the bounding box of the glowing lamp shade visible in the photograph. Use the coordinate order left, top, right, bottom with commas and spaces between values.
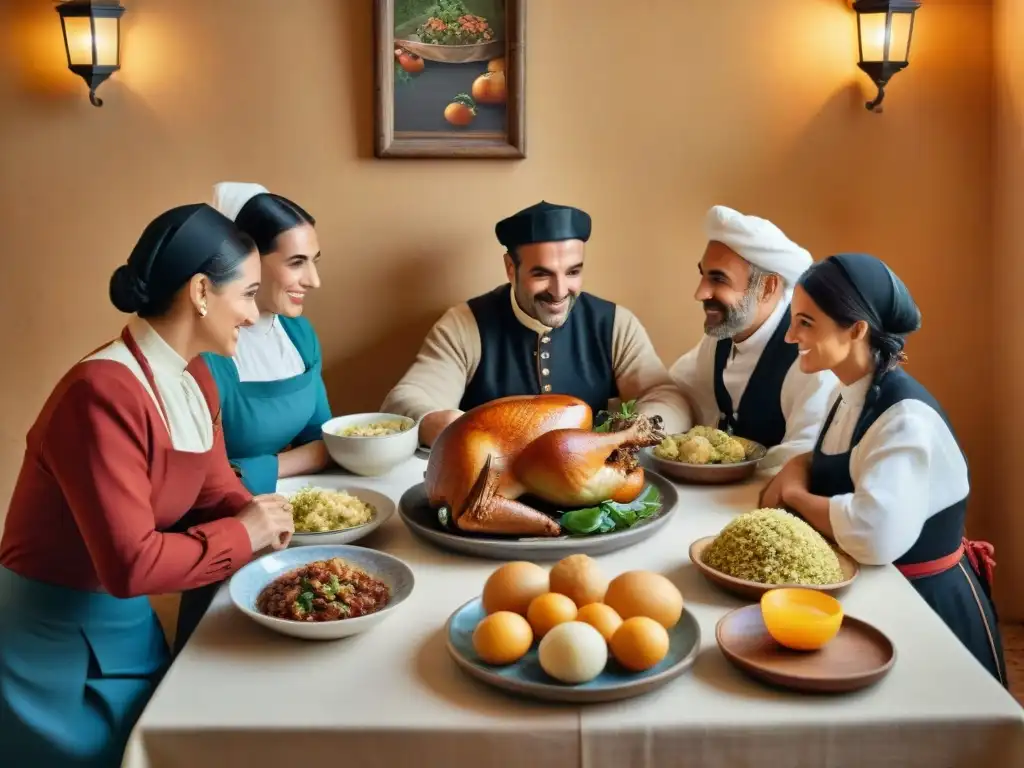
56, 1, 126, 107
853, 0, 920, 112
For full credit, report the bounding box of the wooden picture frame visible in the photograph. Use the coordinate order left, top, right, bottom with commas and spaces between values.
374, 0, 525, 159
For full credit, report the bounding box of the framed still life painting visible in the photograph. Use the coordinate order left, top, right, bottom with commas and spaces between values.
374, 0, 525, 159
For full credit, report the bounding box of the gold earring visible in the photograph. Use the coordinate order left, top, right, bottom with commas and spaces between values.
198, 300, 208, 317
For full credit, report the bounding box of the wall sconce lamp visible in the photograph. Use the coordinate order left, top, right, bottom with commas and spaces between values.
56, 1, 126, 107
853, 0, 920, 113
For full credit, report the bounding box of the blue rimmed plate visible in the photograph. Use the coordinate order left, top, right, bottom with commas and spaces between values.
444, 597, 701, 703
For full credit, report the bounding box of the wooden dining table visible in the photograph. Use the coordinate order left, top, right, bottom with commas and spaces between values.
122, 456, 1024, 768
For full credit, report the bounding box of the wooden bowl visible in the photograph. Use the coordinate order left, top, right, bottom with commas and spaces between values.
716, 604, 896, 694
643, 437, 767, 485
689, 536, 859, 601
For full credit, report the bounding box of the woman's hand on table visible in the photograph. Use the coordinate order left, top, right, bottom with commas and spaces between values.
759, 453, 810, 508
236, 494, 295, 552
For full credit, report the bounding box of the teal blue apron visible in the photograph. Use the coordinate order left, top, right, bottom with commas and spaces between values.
175, 320, 330, 652
0, 567, 168, 767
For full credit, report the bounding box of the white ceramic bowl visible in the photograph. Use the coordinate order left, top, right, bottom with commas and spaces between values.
276, 475, 396, 546
229, 544, 415, 641
321, 412, 419, 476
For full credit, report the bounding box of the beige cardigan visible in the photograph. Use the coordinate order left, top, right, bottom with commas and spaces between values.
380, 286, 693, 433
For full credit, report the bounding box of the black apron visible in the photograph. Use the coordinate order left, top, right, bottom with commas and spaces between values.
461, 285, 619, 420
809, 373, 1006, 686
713, 311, 798, 448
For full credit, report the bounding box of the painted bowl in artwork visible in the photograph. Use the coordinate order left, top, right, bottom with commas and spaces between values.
395, 38, 504, 63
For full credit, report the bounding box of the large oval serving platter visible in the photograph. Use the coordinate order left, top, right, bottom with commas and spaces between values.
398, 471, 679, 561
276, 475, 396, 547
445, 596, 701, 703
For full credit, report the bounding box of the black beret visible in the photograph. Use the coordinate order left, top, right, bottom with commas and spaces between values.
495, 201, 592, 251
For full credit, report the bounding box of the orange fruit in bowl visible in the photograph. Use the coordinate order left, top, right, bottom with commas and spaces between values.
603, 571, 684, 629
482, 561, 549, 616
576, 602, 623, 642
526, 592, 578, 639
549, 554, 608, 607
472, 610, 534, 665
609, 616, 670, 672
760, 588, 843, 651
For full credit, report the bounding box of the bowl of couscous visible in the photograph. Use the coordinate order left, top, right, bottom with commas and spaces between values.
689, 508, 860, 600
276, 476, 397, 546
321, 412, 419, 476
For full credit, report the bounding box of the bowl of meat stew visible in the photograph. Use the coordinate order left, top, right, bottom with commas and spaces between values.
229, 544, 415, 640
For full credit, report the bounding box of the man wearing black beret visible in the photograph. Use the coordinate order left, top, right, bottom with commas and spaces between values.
382, 201, 692, 447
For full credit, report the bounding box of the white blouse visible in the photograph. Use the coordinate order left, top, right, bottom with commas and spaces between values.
668, 297, 838, 473
820, 374, 970, 566
233, 313, 305, 383
84, 318, 213, 453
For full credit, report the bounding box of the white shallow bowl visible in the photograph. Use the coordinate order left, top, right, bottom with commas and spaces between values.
276, 476, 396, 546
322, 412, 419, 476
229, 544, 415, 641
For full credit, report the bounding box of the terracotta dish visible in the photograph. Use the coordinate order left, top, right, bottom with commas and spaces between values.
688, 536, 860, 601
715, 604, 896, 694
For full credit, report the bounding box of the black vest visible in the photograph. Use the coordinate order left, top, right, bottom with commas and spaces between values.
712, 311, 798, 448
460, 284, 619, 418
809, 368, 969, 565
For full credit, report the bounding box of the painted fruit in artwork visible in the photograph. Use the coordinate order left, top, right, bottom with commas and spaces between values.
488, 57, 505, 72
444, 93, 477, 127
471, 71, 506, 105
396, 48, 424, 74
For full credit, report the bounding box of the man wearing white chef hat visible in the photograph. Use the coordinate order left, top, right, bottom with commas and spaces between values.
669, 205, 838, 472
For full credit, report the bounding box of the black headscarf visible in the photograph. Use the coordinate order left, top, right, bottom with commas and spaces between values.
495, 201, 592, 251
110, 203, 242, 314
826, 253, 921, 336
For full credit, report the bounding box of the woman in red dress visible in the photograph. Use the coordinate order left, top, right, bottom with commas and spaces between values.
0, 203, 295, 767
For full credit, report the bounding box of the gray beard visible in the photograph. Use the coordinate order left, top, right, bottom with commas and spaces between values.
704, 288, 759, 340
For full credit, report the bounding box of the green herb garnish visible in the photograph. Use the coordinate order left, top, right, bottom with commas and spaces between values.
559, 485, 662, 536
594, 399, 638, 432
321, 574, 342, 599
295, 591, 314, 614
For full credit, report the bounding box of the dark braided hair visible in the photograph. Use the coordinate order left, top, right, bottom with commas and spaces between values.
798, 258, 921, 405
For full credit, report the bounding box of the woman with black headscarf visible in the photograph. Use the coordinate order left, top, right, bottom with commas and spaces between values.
0, 204, 295, 766
760, 252, 1006, 686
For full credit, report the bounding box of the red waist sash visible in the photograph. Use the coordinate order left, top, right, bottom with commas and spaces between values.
896, 537, 995, 589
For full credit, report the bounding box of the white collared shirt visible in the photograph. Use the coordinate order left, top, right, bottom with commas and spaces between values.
84, 318, 213, 453
232, 313, 306, 383
508, 284, 552, 336
668, 295, 838, 473
820, 373, 970, 565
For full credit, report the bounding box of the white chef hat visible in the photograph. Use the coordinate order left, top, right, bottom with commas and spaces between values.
704, 205, 813, 288
211, 181, 270, 222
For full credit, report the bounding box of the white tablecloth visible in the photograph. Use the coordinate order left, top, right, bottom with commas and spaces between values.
124, 457, 1024, 768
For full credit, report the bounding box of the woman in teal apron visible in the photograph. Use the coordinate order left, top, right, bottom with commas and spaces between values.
0, 204, 295, 766
174, 183, 332, 652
